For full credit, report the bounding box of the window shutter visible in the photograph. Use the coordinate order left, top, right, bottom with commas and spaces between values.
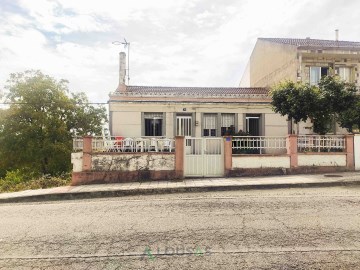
221, 114, 235, 127
204, 114, 216, 129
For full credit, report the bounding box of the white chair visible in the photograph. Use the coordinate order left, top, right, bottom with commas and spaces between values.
122, 138, 134, 152
135, 138, 145, 152
148, 138, 158, 152
162, 139, 173, 152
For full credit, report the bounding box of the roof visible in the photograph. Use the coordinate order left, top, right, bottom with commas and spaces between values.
259, 37, 360, 49
124, 86, 269, 95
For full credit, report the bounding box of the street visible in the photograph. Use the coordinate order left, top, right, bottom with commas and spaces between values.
1, 186, 360, 269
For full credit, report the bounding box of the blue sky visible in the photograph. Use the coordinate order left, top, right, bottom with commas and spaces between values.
1, 0, 360, 103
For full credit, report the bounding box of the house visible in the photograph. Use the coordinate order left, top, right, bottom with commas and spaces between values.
240, 33, 360, 134
108, 52, 288, 138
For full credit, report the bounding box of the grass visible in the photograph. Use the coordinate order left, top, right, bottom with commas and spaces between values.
0, 173, 71, 193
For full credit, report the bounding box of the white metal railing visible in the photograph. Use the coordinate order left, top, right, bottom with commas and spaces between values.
232, 136, 287, 154
73, 137, 175, 153
297, 135, 345, 152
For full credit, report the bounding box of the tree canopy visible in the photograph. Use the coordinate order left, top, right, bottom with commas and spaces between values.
0, 70, 107, 176
270, 75, 358, 135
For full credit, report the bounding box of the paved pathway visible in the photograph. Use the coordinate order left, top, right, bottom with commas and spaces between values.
1, 172, 360, 203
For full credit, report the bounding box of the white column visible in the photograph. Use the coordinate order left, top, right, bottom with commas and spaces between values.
354, 134, 360, 170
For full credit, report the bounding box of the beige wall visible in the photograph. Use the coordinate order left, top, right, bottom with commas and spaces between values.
233, 156, 290, 169
248, 39, 298, 87
264, 113, 288, 136
298, 154, 346, 167
111, 111, 141, 137
109, 102, 289, 138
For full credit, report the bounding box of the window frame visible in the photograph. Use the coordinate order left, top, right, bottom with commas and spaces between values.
202, 113, 218, 137
220, 113, 236, 136
309, 66, 329, 85
142, 112, 165, 137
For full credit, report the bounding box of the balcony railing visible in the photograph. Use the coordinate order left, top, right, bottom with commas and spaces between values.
232, 136, 287, 154
73, 137, 175, 153
297, 135, 345, 152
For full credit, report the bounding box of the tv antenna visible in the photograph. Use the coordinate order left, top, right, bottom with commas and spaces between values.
112, 38, 130, 84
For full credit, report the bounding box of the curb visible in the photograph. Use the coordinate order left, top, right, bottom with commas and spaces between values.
1, 179, 360, 204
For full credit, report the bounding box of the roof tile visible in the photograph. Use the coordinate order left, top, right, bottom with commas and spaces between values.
125, 86, 268, 95
259, 38, 360, 48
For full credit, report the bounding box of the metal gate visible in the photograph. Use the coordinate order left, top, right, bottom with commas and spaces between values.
184, 137, 224, 177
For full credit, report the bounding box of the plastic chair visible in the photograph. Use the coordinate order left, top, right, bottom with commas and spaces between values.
122, 138, 134, 152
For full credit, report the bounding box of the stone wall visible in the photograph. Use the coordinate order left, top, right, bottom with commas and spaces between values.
91, 153, 175, 171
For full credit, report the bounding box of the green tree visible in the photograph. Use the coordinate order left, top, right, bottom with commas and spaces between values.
337, 98, 360, 132
0, 70, 107, 176
270, 75, 357, 135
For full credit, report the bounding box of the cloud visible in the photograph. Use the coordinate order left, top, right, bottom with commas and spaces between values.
0, 0, 360, 105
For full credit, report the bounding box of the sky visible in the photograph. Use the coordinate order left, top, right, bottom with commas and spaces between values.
1, 0, 360, 104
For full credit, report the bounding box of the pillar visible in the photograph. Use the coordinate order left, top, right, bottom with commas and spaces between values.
175, 136, 185, 179
345, 134, 354, 169
82, 136, 92, 171
287, 134, 298, 168
224, 136, 233, 176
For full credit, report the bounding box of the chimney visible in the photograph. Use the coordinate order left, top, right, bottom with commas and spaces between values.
117, 52, 126, 92
335, 29, 339, 41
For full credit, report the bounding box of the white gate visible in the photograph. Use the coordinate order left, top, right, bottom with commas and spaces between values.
184, 137, 224, 177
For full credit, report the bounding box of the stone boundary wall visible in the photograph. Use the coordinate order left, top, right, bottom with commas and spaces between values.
71, 136, 184, 185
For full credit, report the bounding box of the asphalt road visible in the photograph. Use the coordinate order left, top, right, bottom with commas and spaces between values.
1, 186, 360, 269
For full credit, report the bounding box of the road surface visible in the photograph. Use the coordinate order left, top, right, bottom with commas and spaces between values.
1, 186, 360, 269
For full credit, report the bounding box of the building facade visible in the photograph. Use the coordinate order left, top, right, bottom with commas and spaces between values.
108, 85, 288, 138
240, 36, 360, 88
240, 36, 360, 134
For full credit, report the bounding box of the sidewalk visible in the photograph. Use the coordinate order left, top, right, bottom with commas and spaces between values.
1, 172, 360, 203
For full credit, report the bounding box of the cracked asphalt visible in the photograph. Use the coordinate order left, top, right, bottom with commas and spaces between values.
1, 186, 360, 269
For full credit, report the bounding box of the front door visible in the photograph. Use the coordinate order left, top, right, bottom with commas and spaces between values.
176, 116, 192, 137
246, 115, 261, 136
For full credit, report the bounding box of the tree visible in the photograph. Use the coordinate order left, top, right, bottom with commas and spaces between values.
0, 70, 107, 176
337, 98, 360, 132
270, 75, 357, 135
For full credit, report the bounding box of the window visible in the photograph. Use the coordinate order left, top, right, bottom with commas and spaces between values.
310, 67, 329, 85
203, 113, 217, 137
144, 112, 163, 136
221, 113, 235, 136
335, 67, 351, 82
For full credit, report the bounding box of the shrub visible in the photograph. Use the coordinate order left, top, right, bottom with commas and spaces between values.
0, 172, 71, 193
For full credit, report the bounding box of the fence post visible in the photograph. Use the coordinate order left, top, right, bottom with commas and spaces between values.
82, 136, 92, 171
345, 134, 355, 169
355, 134, 360, 171
175, 136, 185, 179
287, 134, 298, 168
224, 136, 233, 176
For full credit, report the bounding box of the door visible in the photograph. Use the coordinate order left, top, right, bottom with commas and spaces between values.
184, 137, 224, 177
246, 115, 260, 136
